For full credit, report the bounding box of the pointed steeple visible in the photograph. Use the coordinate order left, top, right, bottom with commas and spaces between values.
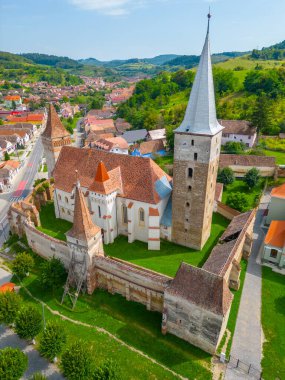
175, 13, 223, 136
95, 161, 110, 182
67, 182, 101, 242
42, 104, 70, 139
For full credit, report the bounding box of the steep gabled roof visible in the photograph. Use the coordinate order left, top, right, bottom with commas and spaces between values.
66, 184, 101, 242
264, 220, 285, 248
167, 263, 233, 316
175, 16, 223, 136
271, 183, 285, 199
42, 104, 70, 139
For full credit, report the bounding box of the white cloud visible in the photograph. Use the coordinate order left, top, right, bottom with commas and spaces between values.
69, 0, 166, 16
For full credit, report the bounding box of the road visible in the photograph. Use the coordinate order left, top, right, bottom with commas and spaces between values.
75, 117, 84, 147
0, 135, 44, 248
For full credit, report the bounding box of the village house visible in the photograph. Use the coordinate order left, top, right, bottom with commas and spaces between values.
1, 122, 37, 135
85, 132, 115, 147
0, 160, 21, 192
265, 183, 285, 225
131, 139, 165, 158
0, 139, 15, 155
114, 118, 132, 135
0, 129, 30, 147
84, 116, 116, 135
92, 137, 129, 155
4, 95, 22, 109
122, 129, 148, 146
262, 220, 285, 269
147, 128, 166, 143
219, 119, 257, 148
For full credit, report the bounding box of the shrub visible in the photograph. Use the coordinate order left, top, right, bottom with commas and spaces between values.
61, 340, 94, 380
50, 177, 55, 184
29, 373, 47, 380
36, 186, 45, 194
39, 321, 67, 360
33, 178, 46, 188
12, 252, 34, 279
15, 306, 42, 339
223, 141, 246, 154
0, 347, 28, 380
0, 291, 22, 325
244, 167, 260, 189
217, 167, 235, 186
40, 257, 67, 290
42, 182, 50, 189
93, 360, 121, 380
226, 192, 249, 212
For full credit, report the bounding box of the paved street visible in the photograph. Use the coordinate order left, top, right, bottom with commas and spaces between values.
0, 135, 44, 248
225, 194, 269, 379
0, 326, 64, 379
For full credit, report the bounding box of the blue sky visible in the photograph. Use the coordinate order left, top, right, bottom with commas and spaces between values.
0, 0, 284, 60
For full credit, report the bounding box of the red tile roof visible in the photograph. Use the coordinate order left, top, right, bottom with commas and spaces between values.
219, 154, 276, 168
271, 183, 285, 199
264, 220, 285, 248
53, 146, 171, 204
219, 120, 257, 136
5, 95, 21, 101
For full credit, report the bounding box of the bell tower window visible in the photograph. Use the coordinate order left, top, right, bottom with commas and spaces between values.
194, 153, 198, 161
188, 168, 193, 178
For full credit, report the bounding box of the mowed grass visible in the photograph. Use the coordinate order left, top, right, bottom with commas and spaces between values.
263, 149, 285, 165
37, 201, 72, 241
222, 179, 265, 211
14, 254, 212, 380
261, 267, 285, 380
105, 213, 229, 277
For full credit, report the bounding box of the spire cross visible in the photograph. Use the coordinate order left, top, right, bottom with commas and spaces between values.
207, 7, 212, 34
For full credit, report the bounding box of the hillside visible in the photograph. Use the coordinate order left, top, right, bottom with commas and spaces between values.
117, 57, 285, 145
251, 40, 285, 60
0, 51, 83, 85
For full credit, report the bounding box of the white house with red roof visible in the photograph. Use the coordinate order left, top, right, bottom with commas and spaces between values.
265, 183, 285, 225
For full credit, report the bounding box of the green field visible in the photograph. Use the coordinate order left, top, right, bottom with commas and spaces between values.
262, 267, 285, 380
222, 179, 265, 211
263, 149, 285, 165
105, 213, 229, 277
37, 201, 72, 241
12, 251, 212, 380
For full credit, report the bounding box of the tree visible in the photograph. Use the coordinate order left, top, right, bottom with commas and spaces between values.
61, 340, 94, 380
226, 192, 249, 212
223, 141, 246, 154
4, 151, 10, 161
217, 167, 235, 187
250, 93, 276, 134
39, 321, 67, 360
15, 306, 42, 339
40, 257, 66, 291
11, 100, 17, 110
93, 360, 121, 380
12, 253, 34, 279
0, 347, 28, 380
0, 291, 22, 325
244, 167, 260, 189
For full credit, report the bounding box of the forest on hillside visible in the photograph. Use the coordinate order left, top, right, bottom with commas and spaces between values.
117, 64, 285, 147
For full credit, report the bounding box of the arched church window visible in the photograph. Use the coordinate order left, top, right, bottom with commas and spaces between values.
139, 208, 145, 226
122, 204, 128, 224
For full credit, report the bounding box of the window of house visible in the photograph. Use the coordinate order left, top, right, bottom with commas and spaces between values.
139, 208, 145, 226
270, 249, 278, 258
191, 139, 194, 146
194, 153, 198, 161
122, 204, 128, 224
248, 135, 251, 140
188, 168, 193, 178
98, 205, 101, 218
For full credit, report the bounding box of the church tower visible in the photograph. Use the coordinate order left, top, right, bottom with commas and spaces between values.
172, 14, 223, 250
42, 104, 72, 177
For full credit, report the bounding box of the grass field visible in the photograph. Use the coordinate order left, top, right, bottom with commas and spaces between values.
12, 251, 212, 380
222, 179, 265, 211
105, 213, 229, 277
263, 149, 285, 165
37, 201, 72, 241
261, 267, 285, 380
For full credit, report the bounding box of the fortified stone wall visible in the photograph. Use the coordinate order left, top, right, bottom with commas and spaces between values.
216, 201, 240, 220
25, 221, 70, 268
88, 256, 171, 312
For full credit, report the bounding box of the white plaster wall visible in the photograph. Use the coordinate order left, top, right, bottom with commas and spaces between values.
266, 197, 285, 225
221, 133, 256, 148
110, 147, 128, 155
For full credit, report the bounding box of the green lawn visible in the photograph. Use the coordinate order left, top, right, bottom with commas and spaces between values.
37, 201, 72, 241
105, 213, 229, 277
12, 252, 212, 380
263, 149, 285, 165
222, 179, 265, 211
261, 267, 285, 380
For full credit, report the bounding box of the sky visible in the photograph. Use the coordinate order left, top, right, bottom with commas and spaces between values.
0, 0, 284, 61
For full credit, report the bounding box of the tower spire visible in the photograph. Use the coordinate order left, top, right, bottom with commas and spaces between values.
175, 13, 223, 136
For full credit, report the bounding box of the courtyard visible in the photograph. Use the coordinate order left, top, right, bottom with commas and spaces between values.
37, 202, 229, 277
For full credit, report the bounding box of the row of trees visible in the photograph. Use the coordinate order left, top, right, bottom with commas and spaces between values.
0, 254, 121, 379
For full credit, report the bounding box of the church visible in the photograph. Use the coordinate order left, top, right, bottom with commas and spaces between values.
43, 14, 223, 252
